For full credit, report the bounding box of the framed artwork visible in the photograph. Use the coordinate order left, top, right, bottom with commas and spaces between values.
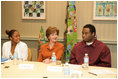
93, 1, 117, 20
22, 1, 46, 19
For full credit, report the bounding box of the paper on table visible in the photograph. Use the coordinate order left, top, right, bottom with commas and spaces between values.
69, 64, 81, 70
19, 64, 34, 70
89, 69, 116, 74
47, 66, 63, 72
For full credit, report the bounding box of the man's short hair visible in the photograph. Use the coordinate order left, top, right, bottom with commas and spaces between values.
83, 24, 96, 36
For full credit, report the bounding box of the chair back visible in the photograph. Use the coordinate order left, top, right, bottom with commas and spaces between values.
27, 48, 32, 61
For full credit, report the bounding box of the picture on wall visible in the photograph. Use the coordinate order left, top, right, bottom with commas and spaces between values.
93, 1, 117, 20
22, 1, 46, 19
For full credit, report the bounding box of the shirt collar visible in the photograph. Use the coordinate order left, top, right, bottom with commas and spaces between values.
83, 39, 97, 47
47, 42, 58, 50
91, 39, 97, 47
86, 42, 93, 46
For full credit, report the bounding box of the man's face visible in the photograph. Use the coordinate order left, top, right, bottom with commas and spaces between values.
82, 28, 94, 42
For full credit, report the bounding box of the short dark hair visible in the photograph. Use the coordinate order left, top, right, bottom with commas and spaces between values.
6, 29, 17, 39
83, 24, 96, 36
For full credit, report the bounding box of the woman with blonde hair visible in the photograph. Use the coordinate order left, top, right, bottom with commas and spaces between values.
37, 26, 64, 64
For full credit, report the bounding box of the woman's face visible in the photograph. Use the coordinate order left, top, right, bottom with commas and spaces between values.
48, 32, 58, 43
10, 31, 21, 43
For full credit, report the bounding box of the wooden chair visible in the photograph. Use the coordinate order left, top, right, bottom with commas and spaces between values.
27, 48, 32, 61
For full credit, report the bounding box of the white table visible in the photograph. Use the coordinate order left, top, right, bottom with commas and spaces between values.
1, 60, 117, 78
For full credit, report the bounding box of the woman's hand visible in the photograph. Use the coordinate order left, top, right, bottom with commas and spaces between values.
43, 58, 51, 64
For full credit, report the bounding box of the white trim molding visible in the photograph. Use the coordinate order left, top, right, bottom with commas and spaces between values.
1, 36, 117, 45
